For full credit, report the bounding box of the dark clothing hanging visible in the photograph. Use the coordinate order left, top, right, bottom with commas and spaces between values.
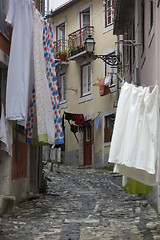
64, 112, 77, 121
75, 114, 85, 125
70, 124, 79, 134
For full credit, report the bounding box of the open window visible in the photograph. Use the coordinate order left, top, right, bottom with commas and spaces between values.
104, 0, 114, 28
56, 22, 66, 52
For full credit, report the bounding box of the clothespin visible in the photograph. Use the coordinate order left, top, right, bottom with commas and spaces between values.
156, 80, 159, 85
131, 81, 134, 85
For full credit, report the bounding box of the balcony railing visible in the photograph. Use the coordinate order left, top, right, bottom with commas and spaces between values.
53, 26, 94, 61
68, 26, 94, 47
68, 26, 94, 56
53, 39, 68, 59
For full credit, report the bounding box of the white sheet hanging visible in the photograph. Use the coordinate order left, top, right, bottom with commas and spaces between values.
108, 82, 159, 186
5, 0, 34, 126
32, 7, 55, 144
0, 104, 12, 156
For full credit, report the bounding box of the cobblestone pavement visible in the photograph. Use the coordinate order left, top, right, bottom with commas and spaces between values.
1, 165, 160, 240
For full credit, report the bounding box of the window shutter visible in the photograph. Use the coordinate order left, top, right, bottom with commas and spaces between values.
88, 65, 91, 92
61, 74, 66, 101
83, 65, 88, 95
63, 75, 66, 100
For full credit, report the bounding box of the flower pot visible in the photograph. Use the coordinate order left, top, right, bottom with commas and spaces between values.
60, 54, 66, 61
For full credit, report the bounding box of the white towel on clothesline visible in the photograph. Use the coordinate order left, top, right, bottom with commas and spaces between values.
108, 82, 159, 186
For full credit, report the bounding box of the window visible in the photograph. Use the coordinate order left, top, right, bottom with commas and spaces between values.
104, 114, 115, 143
81, 63, 91, 97
105, 0, 114, 28
86, 126, 91, 142
60, 73, 66, 102
56, 22, 65, 52
105, 52, 116, 89
80, 8, 90, 28
80, 7, 91, 44
141, 0, 145, 54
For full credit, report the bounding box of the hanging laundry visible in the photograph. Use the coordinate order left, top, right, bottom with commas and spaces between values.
27, 85, 36, 143
108, 82, 159, 186
56, 63, 61, 101
0, 104, 12, 156
95, 113, 100, 130
70, 124, 79, 134
99, 85, 110, 96
79, 125, 86, 132
122, 176, 152, 194
104, 75, 111, 86
5, 0, 34, 126
43, 19, 64, 145
64, 112, 77, 122
93, 77, 105, 86
75, 114, 85, 125
32, 7, 55, 144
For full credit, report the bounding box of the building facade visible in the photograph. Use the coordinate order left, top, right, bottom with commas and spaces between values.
50, 0, 118, 168
113, 0, 160, 214
0, 0, 45, 215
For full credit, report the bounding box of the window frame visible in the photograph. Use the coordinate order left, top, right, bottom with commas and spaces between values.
78, 2, 92, 28
60, 73, 66, 103
103, 0, 114, 33
54, 17, 67, 54
103, 108, 116, 146
105, 0, 113, 28
80, 7, 90, 28
81, 62, 92, 98
56, 22, 66, 52
104, 114, 115, 143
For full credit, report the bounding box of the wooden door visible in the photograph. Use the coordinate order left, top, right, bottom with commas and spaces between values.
83, 121, 92, 166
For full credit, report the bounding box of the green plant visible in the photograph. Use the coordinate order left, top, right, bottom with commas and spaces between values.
56, 49, 68, 57
61, 49, 68, 56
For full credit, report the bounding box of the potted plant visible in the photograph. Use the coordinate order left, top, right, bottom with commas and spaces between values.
56, 49, 68, 62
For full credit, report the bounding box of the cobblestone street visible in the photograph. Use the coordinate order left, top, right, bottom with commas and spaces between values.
1, 165, 160, 240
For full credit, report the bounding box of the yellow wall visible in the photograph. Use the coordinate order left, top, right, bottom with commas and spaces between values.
52, 0, 117, 155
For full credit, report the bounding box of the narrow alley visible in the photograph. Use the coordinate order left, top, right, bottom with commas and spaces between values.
0, 165, 160, 240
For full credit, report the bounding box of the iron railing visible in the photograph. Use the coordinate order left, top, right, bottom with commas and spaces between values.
68, 26, 94, 49
53, 26, 94, 60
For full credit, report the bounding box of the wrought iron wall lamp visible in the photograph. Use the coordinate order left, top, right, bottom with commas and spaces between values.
84, 35, 119, 66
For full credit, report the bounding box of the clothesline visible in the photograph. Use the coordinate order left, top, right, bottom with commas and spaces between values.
4, 0, 64, 146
